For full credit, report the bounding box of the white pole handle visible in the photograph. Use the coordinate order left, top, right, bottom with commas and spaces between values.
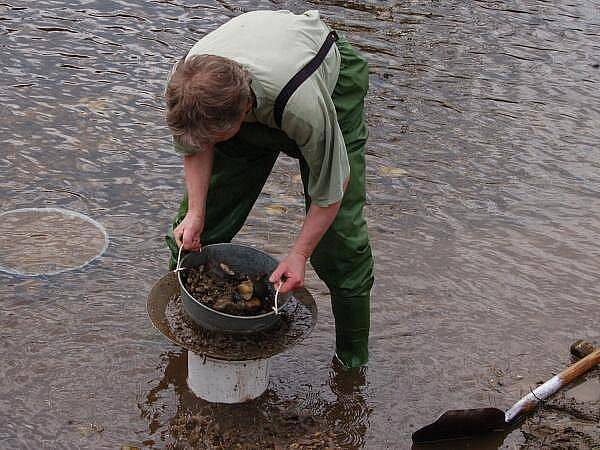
505, 348, 600, 423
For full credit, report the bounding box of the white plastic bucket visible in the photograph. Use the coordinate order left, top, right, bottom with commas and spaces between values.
187, 352, 270, 403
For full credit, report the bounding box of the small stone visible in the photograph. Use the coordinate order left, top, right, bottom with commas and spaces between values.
237, 280, 254, 300
245, 297, 262, 313
570, 340, 595, 359
212, 296, 232, 311
219, 262, 235, 276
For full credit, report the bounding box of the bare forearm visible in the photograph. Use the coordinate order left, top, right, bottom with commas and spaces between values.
183, 147, 214, 217
174, 147, 214, 250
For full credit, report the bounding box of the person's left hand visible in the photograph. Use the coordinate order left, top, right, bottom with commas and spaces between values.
269, 251, 307, 293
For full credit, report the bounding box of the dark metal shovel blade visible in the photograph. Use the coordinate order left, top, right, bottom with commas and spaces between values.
412, 408, 506, 444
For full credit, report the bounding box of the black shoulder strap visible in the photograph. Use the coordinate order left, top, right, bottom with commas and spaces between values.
274, 31, 338, 129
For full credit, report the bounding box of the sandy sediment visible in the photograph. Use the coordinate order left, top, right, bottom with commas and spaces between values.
519, 369, 599, 450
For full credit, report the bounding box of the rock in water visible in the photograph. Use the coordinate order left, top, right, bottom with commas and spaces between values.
571, 340, 595, 359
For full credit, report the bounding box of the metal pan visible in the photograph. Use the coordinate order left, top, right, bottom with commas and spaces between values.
177, 243, 291, 333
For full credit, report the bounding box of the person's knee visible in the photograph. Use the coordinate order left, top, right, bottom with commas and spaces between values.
312, 240, 373, 296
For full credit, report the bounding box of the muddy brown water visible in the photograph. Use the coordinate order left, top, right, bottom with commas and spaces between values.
1, 1, 599, 449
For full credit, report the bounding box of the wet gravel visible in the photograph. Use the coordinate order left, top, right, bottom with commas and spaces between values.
181, 262, 276, 316
168, 404, 339, 450
520, 371, 600, 450
165, 294, 315, 360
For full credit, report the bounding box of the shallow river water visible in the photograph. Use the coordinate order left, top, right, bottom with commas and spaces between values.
1, 1, 599, 449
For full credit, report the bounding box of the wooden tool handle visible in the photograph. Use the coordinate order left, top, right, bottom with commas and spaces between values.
561, 348, 600, 383
505, 348, 600, 423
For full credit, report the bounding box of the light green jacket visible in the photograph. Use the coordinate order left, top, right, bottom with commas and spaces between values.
172, 10, 349, 206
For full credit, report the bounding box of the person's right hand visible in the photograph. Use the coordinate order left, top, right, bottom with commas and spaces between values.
173, 212, 204, 251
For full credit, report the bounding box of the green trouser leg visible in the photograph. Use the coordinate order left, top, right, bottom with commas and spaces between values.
165, 122, 289, 269
301, 35, 374, 368
300, 149, 373, 369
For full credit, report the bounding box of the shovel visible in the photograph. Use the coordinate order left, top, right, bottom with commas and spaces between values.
412, 341, 600, 444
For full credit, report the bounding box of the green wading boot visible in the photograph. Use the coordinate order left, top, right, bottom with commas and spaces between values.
335, 346, 369, 370
331, 294, 370, 369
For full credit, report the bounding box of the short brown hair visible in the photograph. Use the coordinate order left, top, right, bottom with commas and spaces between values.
165, 54, 251, 148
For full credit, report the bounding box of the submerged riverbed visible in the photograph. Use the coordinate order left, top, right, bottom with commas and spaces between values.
1, 0, 599, 448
